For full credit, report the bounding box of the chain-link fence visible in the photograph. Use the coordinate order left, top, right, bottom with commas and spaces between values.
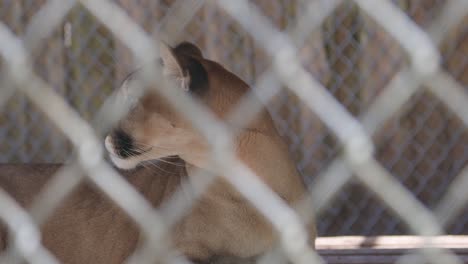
0, 0, 467, 263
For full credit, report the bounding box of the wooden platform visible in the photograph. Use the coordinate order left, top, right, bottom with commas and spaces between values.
317, 236, 468, 263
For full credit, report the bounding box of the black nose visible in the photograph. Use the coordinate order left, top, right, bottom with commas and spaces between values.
111, 129, 137, 158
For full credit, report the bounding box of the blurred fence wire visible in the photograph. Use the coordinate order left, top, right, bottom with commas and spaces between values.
0, 0, 467, 263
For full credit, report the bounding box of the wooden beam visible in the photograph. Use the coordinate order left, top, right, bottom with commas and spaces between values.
317, 236, 468, 263
317, 235, 468, 249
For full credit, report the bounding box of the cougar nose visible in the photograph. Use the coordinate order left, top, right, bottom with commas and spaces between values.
109, 129, 135, 158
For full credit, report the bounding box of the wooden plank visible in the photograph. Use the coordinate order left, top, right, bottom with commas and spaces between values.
317, 235, 468, 250
317, 236, 468, 263
316, 236, 468, 264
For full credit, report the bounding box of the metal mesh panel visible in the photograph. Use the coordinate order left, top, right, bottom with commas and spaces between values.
0, 0, 467, 263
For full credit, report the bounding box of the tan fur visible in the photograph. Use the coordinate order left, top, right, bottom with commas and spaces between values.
0, 164, 263, 263
105, 42, 316, 261
0, 163, 183, 263
0, 42, 315, 263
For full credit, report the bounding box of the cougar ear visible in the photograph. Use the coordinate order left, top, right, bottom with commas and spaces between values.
159, 42, 190, 91
118, 70, 141, 107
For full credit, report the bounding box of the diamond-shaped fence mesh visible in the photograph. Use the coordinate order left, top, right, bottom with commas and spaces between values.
0, 0, 467, 263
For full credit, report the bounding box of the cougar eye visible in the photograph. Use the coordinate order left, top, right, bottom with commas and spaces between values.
110, 129, 140, 158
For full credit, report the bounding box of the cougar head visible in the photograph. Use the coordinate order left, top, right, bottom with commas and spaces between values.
105, 42, 255, 169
